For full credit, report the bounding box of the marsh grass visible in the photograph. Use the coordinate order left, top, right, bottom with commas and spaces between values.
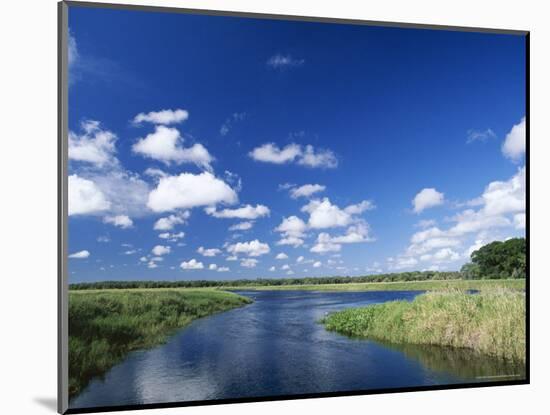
68, 289, 251, 398
322, 288, 525, 362
226, 278, 525, 292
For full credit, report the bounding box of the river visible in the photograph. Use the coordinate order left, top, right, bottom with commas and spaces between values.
70, 290, 525, 409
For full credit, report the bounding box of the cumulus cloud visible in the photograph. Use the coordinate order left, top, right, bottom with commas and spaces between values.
69, 250, 90, 259
298, 145, 338, 168
217, 266, 230, 272
275, 215, 308, 247
310, 223, 372, 254
229, 221, 254, 231
152, 245, 171, 256
281, 264, 290, 270
132, 125, 213, 169
289, 184, 326, 199
68, 174, 110, 216
249, 143, 337, 168
267, 54, 305, 69
103, 215, 133, 229
269, 266, 276, 272
227, 240, 270, 257
69, 120, 118, 167
502, 117, 526, 162
209, 264, 218, 270
412, 188, 445, 213
240, 258, 259, 268
392, 168, 525, 270
275, 253, 288, 260
133, 109, 189, 125
302, 198, 373, 229
205, 204, 270, 220
158, 231, 185, 241
147, 172, 238, 212
180, 259, 204, 270
296, 256, 304, 263
197, 246, 222, 257
153, 212, 190, 230
313, 261, 322, 268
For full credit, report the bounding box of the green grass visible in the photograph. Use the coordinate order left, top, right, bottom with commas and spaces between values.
322, 288, 526, 362
225, 278, 525, 292
69, 288, 252, 398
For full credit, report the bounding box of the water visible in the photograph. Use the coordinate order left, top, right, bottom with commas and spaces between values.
70, 290, 525, 409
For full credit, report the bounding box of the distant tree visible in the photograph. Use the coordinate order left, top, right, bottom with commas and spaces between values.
470, 238, 526, 279
460, 262, 481, 280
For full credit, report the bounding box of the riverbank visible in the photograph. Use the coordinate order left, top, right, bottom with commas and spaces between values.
68, 288, 252, 398
322, 288, 526, 362
224, 278, 525, 292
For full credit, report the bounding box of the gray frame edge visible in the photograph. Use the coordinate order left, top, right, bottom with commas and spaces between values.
63, 0, 528, 36
58, 1, 69, 413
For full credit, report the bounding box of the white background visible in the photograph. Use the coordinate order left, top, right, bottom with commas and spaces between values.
0, 0, 547, 414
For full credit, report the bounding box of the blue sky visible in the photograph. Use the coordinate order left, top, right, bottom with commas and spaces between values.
67, 6, 526, 282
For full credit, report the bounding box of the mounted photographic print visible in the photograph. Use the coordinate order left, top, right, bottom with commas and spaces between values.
58, 1, 529, 413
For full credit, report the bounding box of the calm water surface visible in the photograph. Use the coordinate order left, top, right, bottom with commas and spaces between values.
71, 290, 524, 409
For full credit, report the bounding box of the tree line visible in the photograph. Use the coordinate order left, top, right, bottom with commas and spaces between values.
70, 238, 526, 290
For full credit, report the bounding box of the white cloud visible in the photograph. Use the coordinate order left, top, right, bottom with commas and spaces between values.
158, 231, 185, 241
220, 112, 246, 136
227, 240, 270, 257
344, 200, 375, 215
226, 255, 238, 261
249, 143, 337, 168
153, 212, 190, 231
68, 30, 79, 68
502, 117, 526, 162
286, 270, 295, 275
180, 259, 204, 270
152, 245, 171, 256
290, 184, 326, 199
205, 204, 270, 219
147, 172, 238, 212
302, 198, 372, 229
124, 250, 137, 255
197, 246, 222, 257
249, 143, 302, 164
240, 258, 259, 268
281, 264, 290, 270
103, 215, 133, 229
69, 250, 90, 259
269, 266, 276, 272
147, 261, 158, 269
514, 213, 526, 230
209, 264, 218, 270
218, 267, 230, 272
313, 261, 322, 268
388, 256, 418, 270
420, 248, 461, 263
412, 188, 445, 213
132, 125, 213, 169
298, 145, 338, 168
297, 256, 304, 263
133, 109, 189, 125
68, 174, 110, 216
85, 170, 150, 218
415, 219, 437, 229
275, 215, 308, 247
467, 128, 496, 143
267, 54, 305, 69
310, 223, 372, 254
275, 253, 288, 260
69, 120, 118, 167
480, 166, 525, 217
310, 233, 341, 253
229, 221, 254, 231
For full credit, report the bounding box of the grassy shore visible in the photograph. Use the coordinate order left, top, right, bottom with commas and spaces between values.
69, 288, 251, 398
225, 278, 525, 292
322, 288, 526, 362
